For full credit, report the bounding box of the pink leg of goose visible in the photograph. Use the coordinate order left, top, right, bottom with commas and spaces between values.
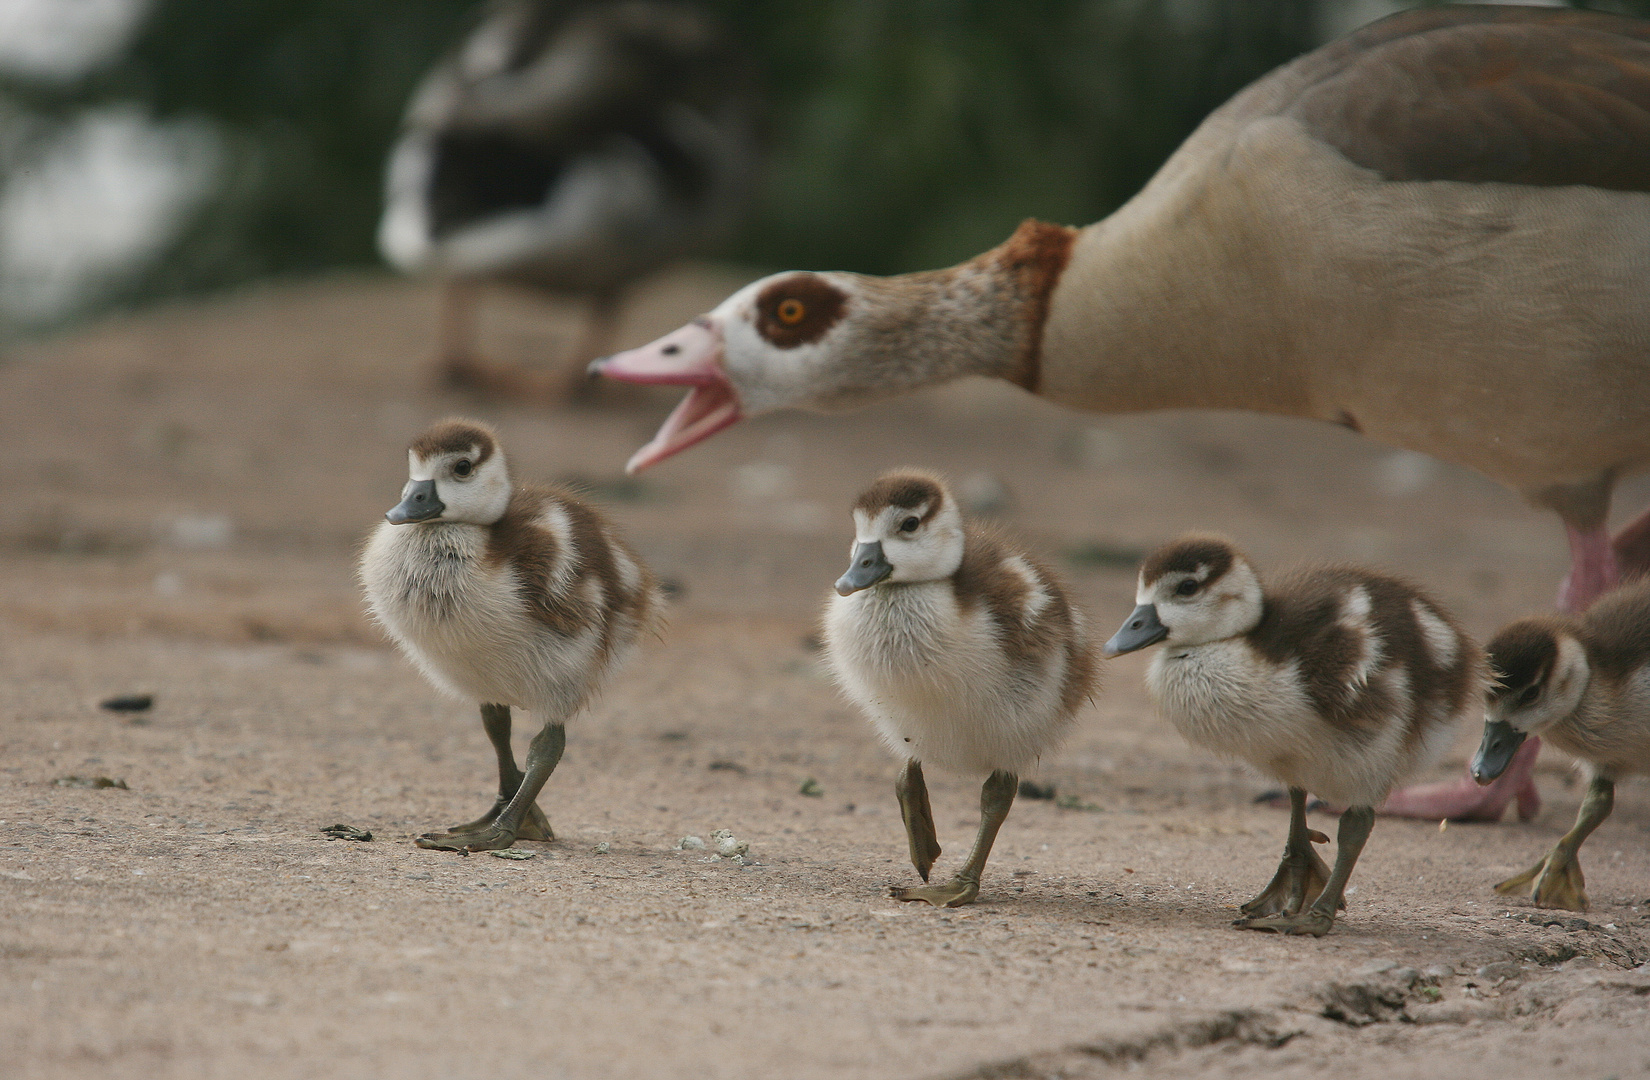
1374, 520, 1623, 822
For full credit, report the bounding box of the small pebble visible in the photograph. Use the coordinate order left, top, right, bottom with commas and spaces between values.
489, 849, 534, 860
52, 776, 127, 789
1423, 964, 1456, 980
594, 842, 611, 855
319, 824, 371, 841
711, 829, 749, 858
1475, 961, 1522, 982
677, 835, 706, 851
798, 778, 823, 797
100, 694, 153, 713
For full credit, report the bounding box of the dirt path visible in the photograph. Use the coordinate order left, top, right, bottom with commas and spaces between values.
2, 272, 1647, 1079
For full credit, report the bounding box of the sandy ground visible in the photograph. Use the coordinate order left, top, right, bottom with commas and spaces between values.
1, 270, 1648, 1080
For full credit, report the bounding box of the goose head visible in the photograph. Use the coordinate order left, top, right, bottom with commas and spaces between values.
834, 471, 964, 596
387, 419, 512, 526
1472, 618, 1591, 783
592, 220, 1074, 473
1104, 535, 1264, 656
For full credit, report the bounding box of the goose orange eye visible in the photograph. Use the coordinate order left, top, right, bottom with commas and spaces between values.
777, 298, 806, 324
454, 459, 473, 478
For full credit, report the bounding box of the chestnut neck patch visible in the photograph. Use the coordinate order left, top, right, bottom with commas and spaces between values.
754, 274, 848, 348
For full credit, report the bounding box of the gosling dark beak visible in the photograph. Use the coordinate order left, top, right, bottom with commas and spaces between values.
386, 479, 444, 524
1469, 720, 1528, 784
836, 541, 893, 596
1104, 603, 1168, 657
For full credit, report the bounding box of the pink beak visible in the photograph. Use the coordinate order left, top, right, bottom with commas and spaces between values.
590, 317, 744, 473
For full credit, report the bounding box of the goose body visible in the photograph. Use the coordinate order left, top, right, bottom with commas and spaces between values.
360, 418, 662, 851
1105, 535, 1485, 935
596, 3, 1650, 822
1470, 579, 1650, 909
380, 0, 758, 395
823, 471, 1097, 907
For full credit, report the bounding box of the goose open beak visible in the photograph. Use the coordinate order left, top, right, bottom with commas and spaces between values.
589, 317, 743, 474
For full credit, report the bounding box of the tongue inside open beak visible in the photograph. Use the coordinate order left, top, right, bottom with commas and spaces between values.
590, 318, 743, 473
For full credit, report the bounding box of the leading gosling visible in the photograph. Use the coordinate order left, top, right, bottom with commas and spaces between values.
1105, 535, 1484, 936
1470, 579, 1650, 911
823, 471, 1098, 908
360, 419, 662, 852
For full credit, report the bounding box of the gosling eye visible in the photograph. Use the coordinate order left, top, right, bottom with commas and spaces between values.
453, 459, 473, 478
1174, 578, 1199, 597
899, 516, 920, 533
1516, 684, 1540, 708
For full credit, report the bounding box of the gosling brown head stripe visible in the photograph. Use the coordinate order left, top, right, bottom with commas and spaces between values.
1485, 618, 1564, 701
1140, 534, 1236, 588
754, 274, 848, 348
854, 472, 947, 523
410, 418, 498, 467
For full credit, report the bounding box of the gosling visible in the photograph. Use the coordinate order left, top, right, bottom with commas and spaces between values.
823, 471, 1098, 908
360, 419, 662, 852
1105, 535, 1484, 936
1471, 578, 1650, 911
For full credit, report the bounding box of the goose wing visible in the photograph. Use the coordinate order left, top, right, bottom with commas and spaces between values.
1252, 6, 1650, 192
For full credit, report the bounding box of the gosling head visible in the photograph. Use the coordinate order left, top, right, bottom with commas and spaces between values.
834, 471, 964, 597
1471, 618, 1590, 784
385, 419, 511, 526
1104, 534, 1263, 657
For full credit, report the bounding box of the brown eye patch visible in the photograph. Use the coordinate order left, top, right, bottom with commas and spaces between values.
754, 274, 846, 348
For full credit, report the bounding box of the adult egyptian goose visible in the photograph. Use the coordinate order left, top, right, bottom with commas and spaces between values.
822, 471, 1098, 907
1104, 535, 1485, 935
360, 419, 663, 851
380, 0, 758, 399
594, 4, 1650, 819
1469, 579, 1650, 911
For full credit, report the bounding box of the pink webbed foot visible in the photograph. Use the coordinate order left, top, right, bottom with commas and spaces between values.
1375, 736, 1542, 822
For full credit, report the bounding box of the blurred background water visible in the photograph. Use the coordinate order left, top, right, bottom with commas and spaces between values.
0, 0, 1635, 336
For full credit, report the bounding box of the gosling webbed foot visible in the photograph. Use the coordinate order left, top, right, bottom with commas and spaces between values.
891, 877, 980, 908
415, 822, 518, 852
1495, 846, 1589, 911
1234, 908, 1336, 937
422, 800, 553, 843
1239, 829, 1333, 918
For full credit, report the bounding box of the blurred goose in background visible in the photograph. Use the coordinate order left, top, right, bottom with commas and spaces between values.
1104, 535, 1486, 936
596, 4, 1650, 819
380, 0, 759, 400
1471, 579, 1650, 911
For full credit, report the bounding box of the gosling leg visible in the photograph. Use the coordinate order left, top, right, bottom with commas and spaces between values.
1238, 804, 1372, 937
894, 759, 942, 882
1238, 787, 1334, 919
417, 719, 566, 852
893, 769, 1016, 908
420, 704, 554, 844
1496, 775, 1613, 912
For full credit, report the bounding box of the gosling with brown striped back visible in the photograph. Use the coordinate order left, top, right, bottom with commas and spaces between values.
1104, 536, 1486, 936
1469, 579, 1650, 911
360, 419, 663, 852
823, 471, 1098, 908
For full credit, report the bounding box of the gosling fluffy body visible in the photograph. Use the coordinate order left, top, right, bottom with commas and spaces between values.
1130, 536, 1484, 807
360, 420, 662, 720
823, 471, 1097, 777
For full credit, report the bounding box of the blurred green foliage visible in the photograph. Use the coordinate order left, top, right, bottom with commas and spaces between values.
6, 0, 1650, 316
